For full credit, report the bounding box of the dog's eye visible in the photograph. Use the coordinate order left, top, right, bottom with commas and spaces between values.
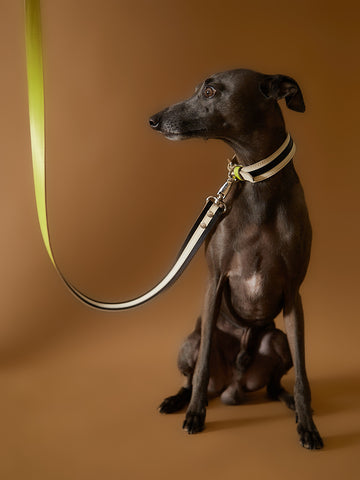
203, 86, 216, 98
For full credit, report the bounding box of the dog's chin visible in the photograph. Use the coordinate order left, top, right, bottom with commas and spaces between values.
164, 132, 187, 141
162, 130, 208, 141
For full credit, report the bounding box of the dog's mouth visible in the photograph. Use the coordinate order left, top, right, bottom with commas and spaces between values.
149, 112, 208, 140
162, 128, 208, 141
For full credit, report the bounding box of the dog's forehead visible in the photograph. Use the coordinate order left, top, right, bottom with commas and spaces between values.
192, 69, 263, 97
198, 69, 260, 91
213, 69, 258, 82
195, 69, 249, 90
201, 71, 232, 86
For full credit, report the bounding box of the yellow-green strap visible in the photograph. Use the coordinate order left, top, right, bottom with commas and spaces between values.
24, 0, 230, 310
25, 0, 55, 267
24, 0, 295, 311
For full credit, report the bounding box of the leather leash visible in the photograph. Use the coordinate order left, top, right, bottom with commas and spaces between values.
24, 0, 295, 311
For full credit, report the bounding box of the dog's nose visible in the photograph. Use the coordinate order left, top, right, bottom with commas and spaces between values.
149, 114, 161, 130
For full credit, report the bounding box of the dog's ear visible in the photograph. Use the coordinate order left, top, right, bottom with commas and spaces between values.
259, 74, 305, 112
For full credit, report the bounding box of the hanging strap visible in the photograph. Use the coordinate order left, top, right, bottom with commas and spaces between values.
24, 0, 235, 310
63, 200, 226, 310
24, 0, 296, 311
25, 0, 55, 267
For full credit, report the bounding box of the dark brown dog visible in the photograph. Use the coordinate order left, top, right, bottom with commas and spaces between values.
149, 68, 323, 449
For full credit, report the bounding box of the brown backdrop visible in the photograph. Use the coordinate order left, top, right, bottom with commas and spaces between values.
0, 0, 359, 478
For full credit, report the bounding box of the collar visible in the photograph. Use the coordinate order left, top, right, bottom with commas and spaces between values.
230, 133, 296, 183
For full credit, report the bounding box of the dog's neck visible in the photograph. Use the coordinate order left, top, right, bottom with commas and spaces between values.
226, 127, 300, 207
226, 128, 288, 167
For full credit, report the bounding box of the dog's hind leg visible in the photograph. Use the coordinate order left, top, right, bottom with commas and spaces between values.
159, 321, 200, 414
266, 329, 295, 411
220, 348, 251, 405
267, 374, 295, 411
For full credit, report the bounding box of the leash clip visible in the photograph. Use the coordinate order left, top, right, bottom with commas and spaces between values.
205, 157, 241, 212
206, 177, 237, 213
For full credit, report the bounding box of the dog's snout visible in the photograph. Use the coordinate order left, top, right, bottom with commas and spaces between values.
149, 114, 161, 130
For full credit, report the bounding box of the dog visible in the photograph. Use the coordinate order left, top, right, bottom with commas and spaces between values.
149, 68, 323, 449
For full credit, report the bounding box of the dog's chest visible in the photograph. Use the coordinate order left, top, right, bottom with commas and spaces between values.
207, 205, 288, 319
225, 245, 284, 320
242, 272, 263, 298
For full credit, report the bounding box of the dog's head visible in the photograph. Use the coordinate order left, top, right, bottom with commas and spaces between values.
149, 69, 305, 144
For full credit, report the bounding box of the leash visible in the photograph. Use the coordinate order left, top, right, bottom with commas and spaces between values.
24, 0, 295, 311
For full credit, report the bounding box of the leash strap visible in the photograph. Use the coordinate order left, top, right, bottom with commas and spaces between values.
24, 0, 296, 311
67, 200, 225, 309
25, 0, 55, 267
25, 0, 233, 310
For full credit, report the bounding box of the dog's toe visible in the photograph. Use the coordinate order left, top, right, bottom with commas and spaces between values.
297, 423, 324, 450
159, 397, 181, 414
183, 409, 206, 434
159, 387, 192, 414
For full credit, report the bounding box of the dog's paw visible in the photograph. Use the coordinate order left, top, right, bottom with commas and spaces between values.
220, 385, 244, 405
182, 409, 206, 434
159, 388, 191, 414
297, 423, 324, 450
159, 396, 183, 414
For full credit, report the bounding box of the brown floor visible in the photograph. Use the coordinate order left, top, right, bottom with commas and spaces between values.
0, 300, 359, 480
1, 0, 360, 478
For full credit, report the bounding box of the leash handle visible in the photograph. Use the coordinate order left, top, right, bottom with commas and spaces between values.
24, 0, 232, 310
24, 1, 294, 310
25, 0, 55, 267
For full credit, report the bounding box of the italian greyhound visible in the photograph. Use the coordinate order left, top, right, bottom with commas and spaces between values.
149, 68, 323, 449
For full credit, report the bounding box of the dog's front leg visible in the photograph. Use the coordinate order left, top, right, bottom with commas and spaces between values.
183, 276, 224, 434
283, 292, 323, 449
